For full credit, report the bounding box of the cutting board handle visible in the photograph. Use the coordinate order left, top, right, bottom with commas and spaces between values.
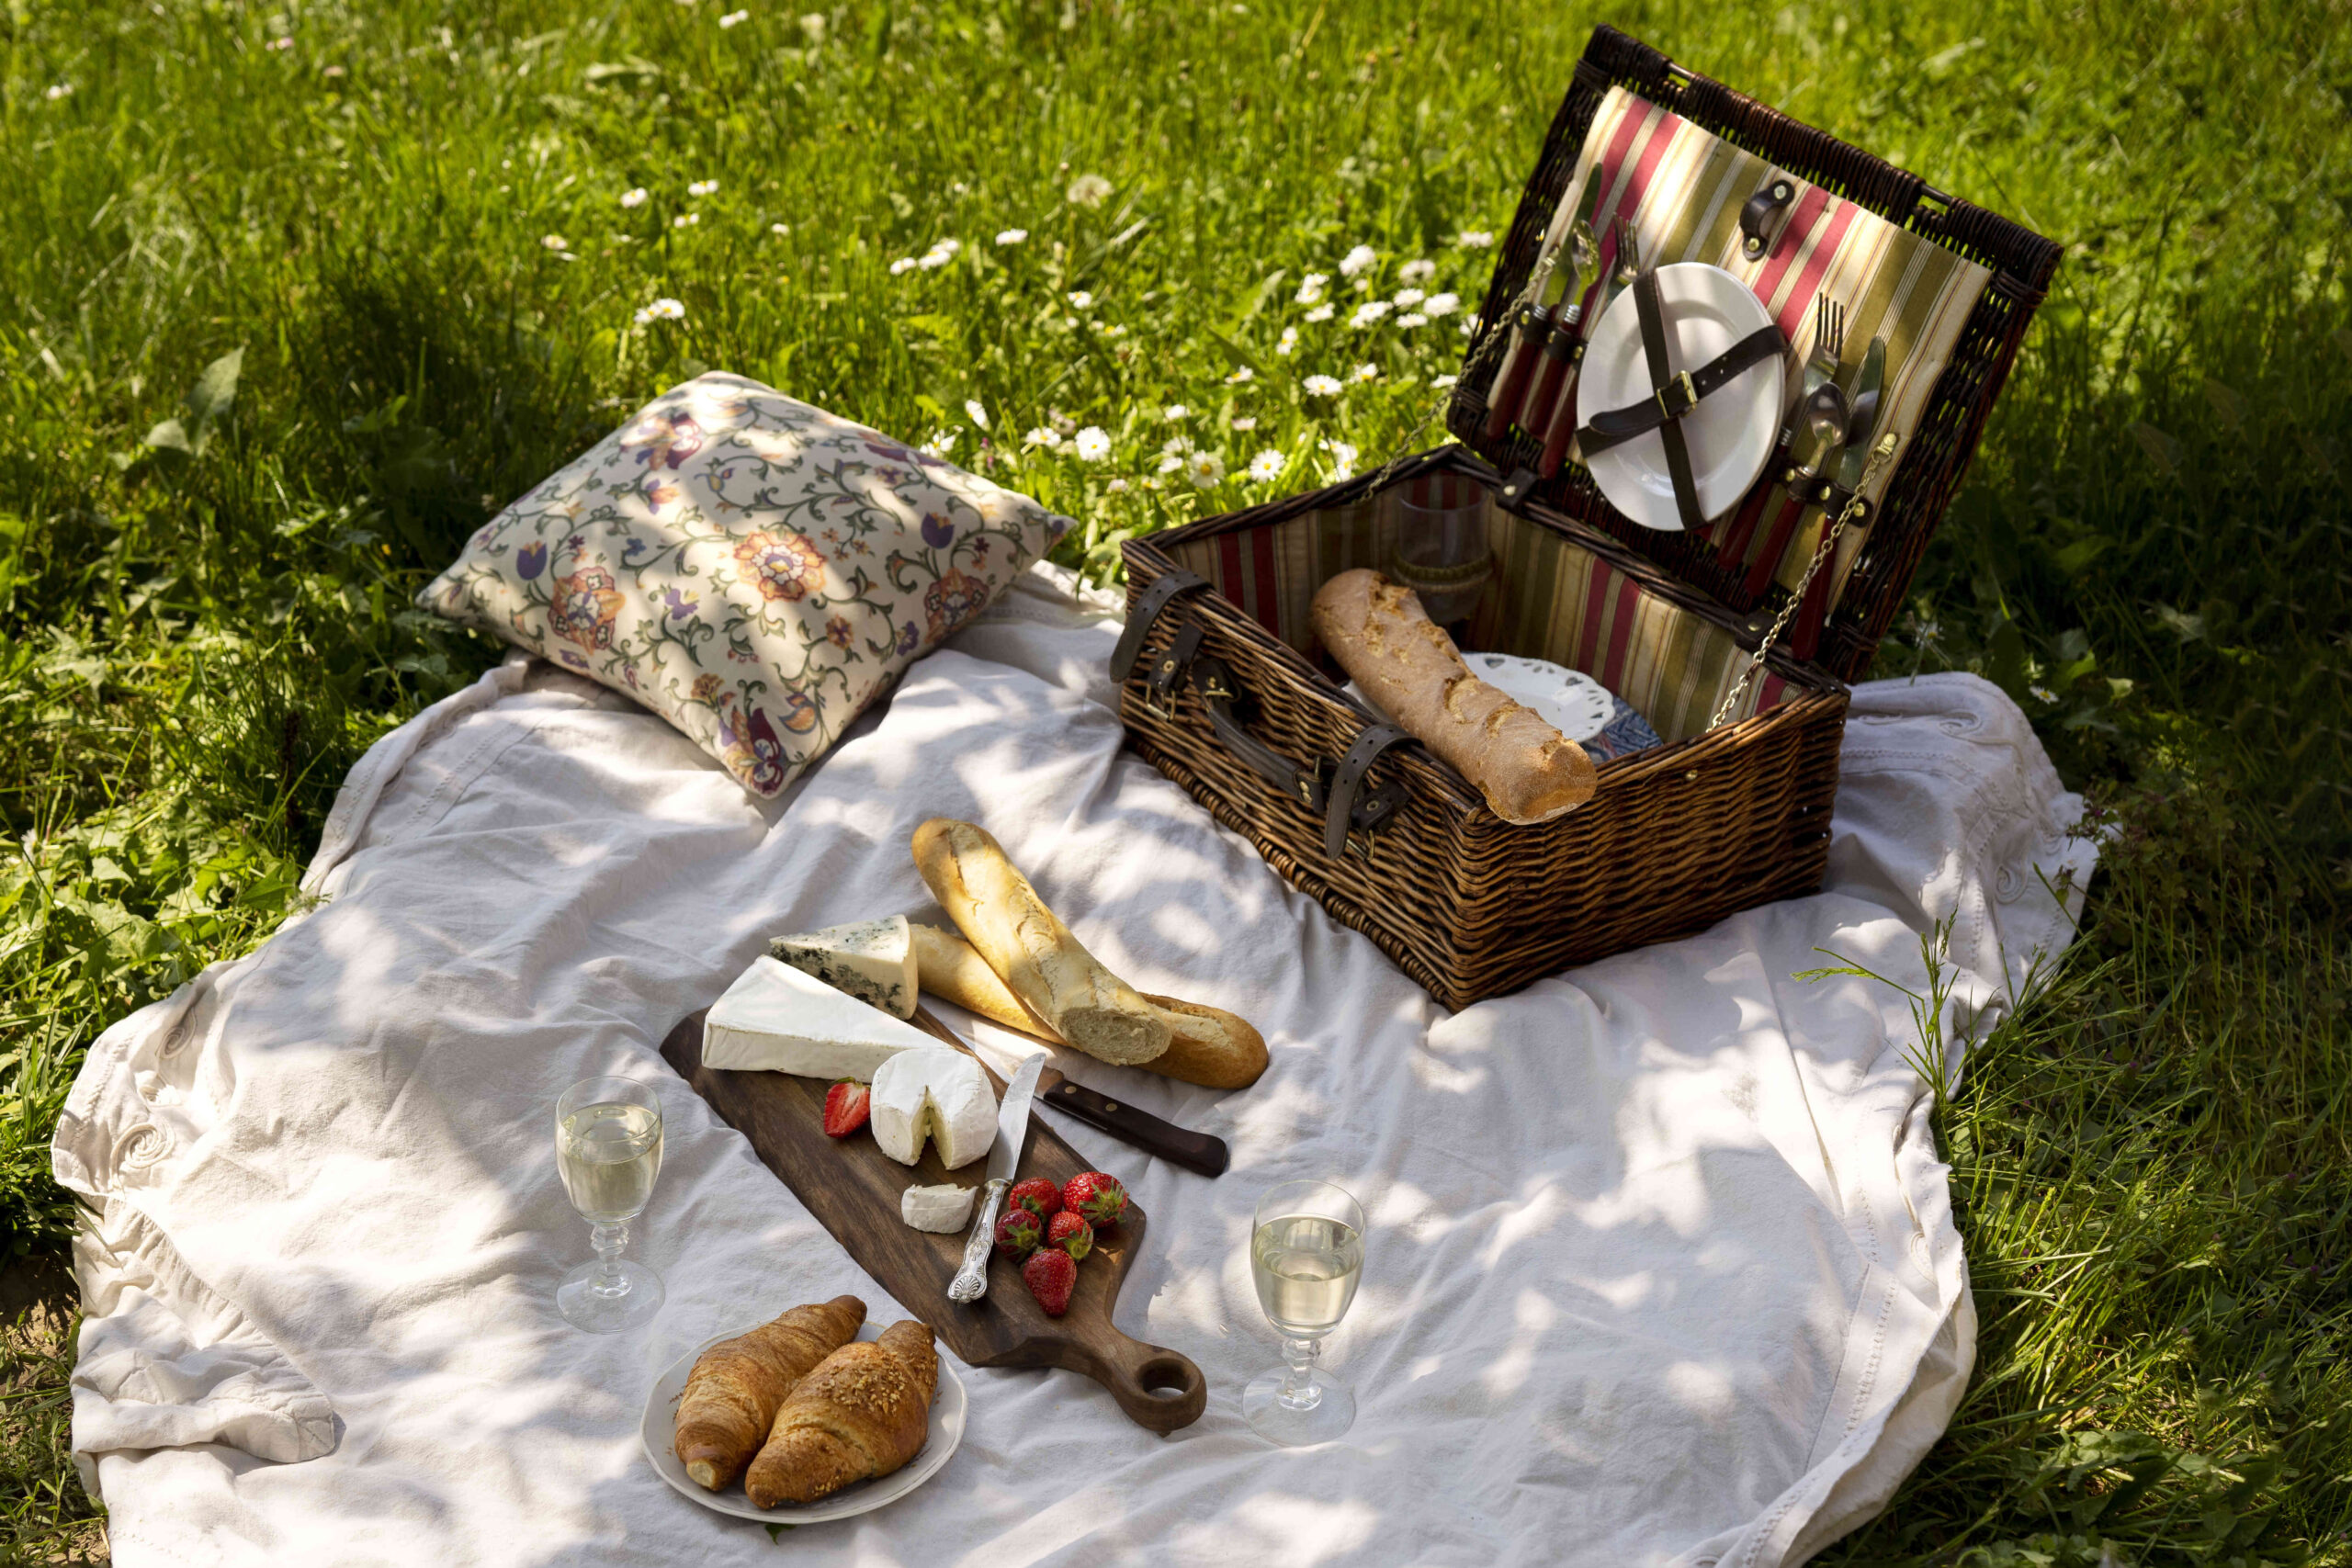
1082, 1335, 1208, 1435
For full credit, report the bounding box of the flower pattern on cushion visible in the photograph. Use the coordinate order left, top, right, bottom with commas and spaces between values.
415, 372, 1070, 797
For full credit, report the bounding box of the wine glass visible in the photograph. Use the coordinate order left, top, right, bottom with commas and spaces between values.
1243, 1179, 1365, 1446
1389, 477, 1494, 630
554, 1076, 666, 1334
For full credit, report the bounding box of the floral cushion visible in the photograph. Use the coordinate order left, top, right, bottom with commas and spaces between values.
417, 373, 1069, 796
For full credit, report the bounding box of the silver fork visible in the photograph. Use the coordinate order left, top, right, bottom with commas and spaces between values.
1789, 296, 1847, 471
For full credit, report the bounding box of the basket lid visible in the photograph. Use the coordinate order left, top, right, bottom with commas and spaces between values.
1448, 25, 2060, 683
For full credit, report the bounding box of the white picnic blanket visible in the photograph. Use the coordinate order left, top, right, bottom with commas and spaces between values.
54, 563, 2092, 1568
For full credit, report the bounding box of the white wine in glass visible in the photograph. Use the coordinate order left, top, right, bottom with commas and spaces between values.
554, 1076, 665, 1334
1243, 1179, 1365, 1445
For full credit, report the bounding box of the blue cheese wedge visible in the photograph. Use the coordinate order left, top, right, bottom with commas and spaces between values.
767, 916, 919, 1018
702, 956, 936, 1081
900, 1183, 979, 1234
870, 1048, 997, 1169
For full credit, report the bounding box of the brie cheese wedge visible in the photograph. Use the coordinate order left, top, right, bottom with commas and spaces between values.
702, 956, 936, 1080
900, 1182, 979, 1233
869, 1048, 998, 1169
768, 915, 919, 1019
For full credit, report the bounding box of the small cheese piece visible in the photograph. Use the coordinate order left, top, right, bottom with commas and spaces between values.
900, 1183, 979, 1234
702, 956, 937, 1080
767, 915, 919, 1019
869, 1048, 998, 1170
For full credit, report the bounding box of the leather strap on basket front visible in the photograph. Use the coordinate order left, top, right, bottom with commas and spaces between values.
1323, 723, 1413, 860
1109, 569, 1208, 684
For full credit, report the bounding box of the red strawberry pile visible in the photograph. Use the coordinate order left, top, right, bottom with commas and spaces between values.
993, 1171, 1127, 1317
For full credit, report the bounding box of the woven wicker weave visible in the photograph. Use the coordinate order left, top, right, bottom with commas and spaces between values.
1114, 26, 2055, 1010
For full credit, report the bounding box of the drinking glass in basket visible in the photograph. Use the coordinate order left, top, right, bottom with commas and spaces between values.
554, 1075, 666, 1334
1244, 1179, 1366, 1446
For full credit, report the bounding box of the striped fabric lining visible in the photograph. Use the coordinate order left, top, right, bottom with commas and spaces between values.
1166, 489, 1788, 748
1555, 89, 1993, 605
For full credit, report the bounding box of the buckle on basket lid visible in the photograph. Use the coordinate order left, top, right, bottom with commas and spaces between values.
1145, 621, 1204, 718
1653, 369, 1699, 423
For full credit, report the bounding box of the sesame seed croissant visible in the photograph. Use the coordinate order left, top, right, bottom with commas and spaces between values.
743, 1320, 937, 1507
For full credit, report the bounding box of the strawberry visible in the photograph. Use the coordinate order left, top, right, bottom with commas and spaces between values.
821, 1080, 871, 1138
993, 1209, 1043, 1261
1007, 1177, 1062, 1220
1046, 1211, 1093, 1261
1022, 1247, 1077, 1316
1061, 1171, 1127, 1227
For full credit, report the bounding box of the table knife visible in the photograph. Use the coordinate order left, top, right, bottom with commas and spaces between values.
1792, 335, 1886, 660
1483, 172, 1603, 442
1534, 216, 1642, 478
947, 1051, 1045, 1303
1512, 178, 1609, 436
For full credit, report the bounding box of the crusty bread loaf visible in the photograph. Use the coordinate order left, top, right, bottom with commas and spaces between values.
673, 1296, 864, 1492
909, 921, 1268, 1089
742, 1321, 937, 1508
910, 821, 1170, 1066
1311, 569, 1597, 824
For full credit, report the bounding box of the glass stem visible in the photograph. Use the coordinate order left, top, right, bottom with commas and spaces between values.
591, 1220, 629, 1296
1276, 1335, 1323, 1411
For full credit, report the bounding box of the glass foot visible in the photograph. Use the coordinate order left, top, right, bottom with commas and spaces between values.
557, 1258, 664, 1334
1242, 1365, 1355, 1446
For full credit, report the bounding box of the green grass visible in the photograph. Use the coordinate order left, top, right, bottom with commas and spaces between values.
4, 0, 2348, 1561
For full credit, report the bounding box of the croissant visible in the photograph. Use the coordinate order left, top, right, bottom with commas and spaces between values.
742, 1320, 938, 1507
673, 1296, 865, 1492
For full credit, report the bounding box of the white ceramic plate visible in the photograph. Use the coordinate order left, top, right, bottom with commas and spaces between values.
641, 1321, 967, 1523
1575, 262, 1786, 531
1344, 654, 1615, 743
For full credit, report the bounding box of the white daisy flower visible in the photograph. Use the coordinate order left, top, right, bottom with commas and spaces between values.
1227, 367, 1254, 384
636, 297, 685, 323
1160, 434, 1191, 457
1023, 426, 1063, 450
919, 430, 957, 457
965, 400, 990, 429
1163, 404, 1189, 421
996, 228, 1028, 245
1075, 426, 1112, 461
918, 245, 953, 269
541, 234, 570, 251
1456, 230, 1495, 248
1392, 288, 1425, 308
673, 212, 699, 228
1430, 373, 1460, 389
1352, 362, 1379, 381
1106, 477, 1129, 493
889, 256, 918, 275
719, 7, 749, 25
1247, 448, 1285, 482
1158, 454, 1186, 474
933, 237, 962, 256
1320, 439, 1358, 479
1424, 291, 1461, 318
1068, 289, 1093, 308
1295, 273, 1329, 306
1397, 312, 1428, 328
45, 83, 74, 100
1231, 416, 1258, 431
1277, 325, 1299, 356
1349, 300, 1393, 328
1338, 244, 1377, 277
1303, 374, 1342, 397
2030, 683, 2058, 704
620, 187, 649, 208
632, 308, 650, 326
771, 222, 791, 235
688, 179, 719, 197
1068, 173, 1114, 208
1400, 258, 1436, 284
1304, 303, 1335, 323
799, 12, 827, 39
1460, 318, 1476, 336
1187, 450, 1227, 488
1049, 408, 1077, 434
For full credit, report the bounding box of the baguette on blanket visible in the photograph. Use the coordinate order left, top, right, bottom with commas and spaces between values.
1311, 568, 1597, 824
743, 1321, 937, 1507
910, 820, 1170, 1066
673, 1295, 865, 1492
909, 921, 1268, 1089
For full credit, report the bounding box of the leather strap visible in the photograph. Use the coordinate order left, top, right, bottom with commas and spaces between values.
1110, 569, 1208, 683
1634, 269, 1704, 532
1579, 322, 1789, 451
1190, 655, 1327, 813
1322, 723, 1414, 860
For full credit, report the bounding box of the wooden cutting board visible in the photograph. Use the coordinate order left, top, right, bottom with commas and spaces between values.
660, 1008, 1207, 1434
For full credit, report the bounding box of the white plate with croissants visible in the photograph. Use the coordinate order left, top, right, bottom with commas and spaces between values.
643, 1296, 967, 1522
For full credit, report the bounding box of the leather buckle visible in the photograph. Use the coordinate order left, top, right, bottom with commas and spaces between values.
1654, 369, 1698, 423
1144, 621, 1204, 718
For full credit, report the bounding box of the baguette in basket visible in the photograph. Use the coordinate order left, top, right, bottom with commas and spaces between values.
1312, 569, 1597, 825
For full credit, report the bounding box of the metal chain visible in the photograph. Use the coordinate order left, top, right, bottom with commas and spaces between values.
1708, 433, 1899, 730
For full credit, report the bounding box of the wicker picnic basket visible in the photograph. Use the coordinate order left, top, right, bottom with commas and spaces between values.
1113, 25, 2062, 1010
